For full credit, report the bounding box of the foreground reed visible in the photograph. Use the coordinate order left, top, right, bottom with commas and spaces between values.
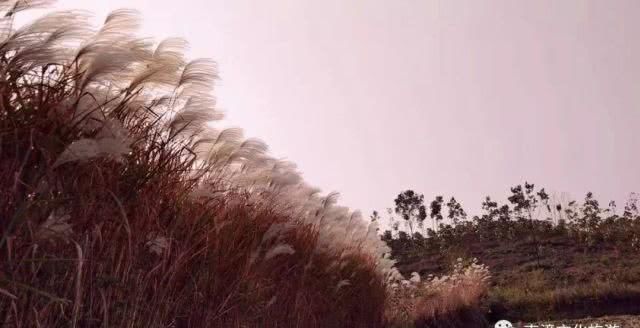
0, 2, 396, 326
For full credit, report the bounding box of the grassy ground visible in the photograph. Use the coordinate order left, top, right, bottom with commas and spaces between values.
392, 234, 640, 322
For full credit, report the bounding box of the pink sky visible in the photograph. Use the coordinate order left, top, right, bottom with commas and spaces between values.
26, 0, 640, 215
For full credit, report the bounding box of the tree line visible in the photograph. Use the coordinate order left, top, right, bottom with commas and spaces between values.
373, 183, 640, 255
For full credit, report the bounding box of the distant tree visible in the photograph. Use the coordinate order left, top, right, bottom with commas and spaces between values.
446, 197, 467, 226
601, 201, 621, 244
381, 230, 393, 243
579, 192, 603, 245
370, 210, 381, 233
382, 182, 640, 264
507, 182, 539, 220
607, 200, 617, 216
394, 190, 427, 237
370, 210, 381, 222
476, 195, 511, 239
507, 183, 550, 227
429, 196, 444, 230
475, 196, 497, 239
537, 188, 551, 216
624, 192, 639, 219
507, 182, 548, 266
481, 196, 499, 220
496, 204, 513, 239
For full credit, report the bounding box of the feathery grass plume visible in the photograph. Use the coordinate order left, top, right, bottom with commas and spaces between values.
264, 243, 295, 260
0, 2, 393, 327
53, 118, 132, 166
385, 258, 491, 328
35, 210, 72, 243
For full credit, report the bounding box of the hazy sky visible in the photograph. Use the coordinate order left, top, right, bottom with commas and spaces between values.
27, 0, 640, 216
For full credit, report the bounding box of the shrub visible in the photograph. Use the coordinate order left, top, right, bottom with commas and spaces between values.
385, 258, 491, 328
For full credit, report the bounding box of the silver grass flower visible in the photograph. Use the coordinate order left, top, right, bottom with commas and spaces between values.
264, 244, 295, 260
53, 119, 131, 167
0, 3, 400, 284
36, 211, 73, 242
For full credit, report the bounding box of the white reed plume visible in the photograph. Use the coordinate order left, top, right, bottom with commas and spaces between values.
2, 2, 398, 283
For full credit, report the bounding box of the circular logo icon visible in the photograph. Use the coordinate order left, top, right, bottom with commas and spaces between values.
495, 320, 513, 328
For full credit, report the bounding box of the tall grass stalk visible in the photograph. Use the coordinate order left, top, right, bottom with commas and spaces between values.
0, 2, 396, 326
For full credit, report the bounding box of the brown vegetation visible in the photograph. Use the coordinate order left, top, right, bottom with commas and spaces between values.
384, 186, 640, 324
386, 259, 491, 328
0, 2, 392, 327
